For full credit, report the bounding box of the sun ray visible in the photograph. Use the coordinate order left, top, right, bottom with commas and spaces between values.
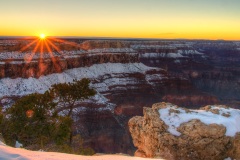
24, 40, 41, 63
19, 36, 84, 77
20, 39, 38, 52
38, 40, 46, 77
46, 39, 63, 54
19, 36, 38, 40
49, 37, 80, 48
44, 40, 62, 72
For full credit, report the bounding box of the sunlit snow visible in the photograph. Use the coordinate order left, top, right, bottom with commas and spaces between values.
159, 104, 240, 137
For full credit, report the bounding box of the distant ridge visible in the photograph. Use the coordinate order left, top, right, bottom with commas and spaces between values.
0, 36, 239, 41
0, 36, 36, 40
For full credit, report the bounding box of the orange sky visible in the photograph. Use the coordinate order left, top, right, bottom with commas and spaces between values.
0, 0, 240, 40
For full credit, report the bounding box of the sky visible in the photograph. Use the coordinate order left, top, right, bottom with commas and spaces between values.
0, 0, 240, 40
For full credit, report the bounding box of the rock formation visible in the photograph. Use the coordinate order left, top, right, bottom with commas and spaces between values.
1, 39, 239, 154
129, 102, 240, 160
137, 41, 240, 105
0, 51, 138, 78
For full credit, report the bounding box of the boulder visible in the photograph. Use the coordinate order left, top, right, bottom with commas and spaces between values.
129, 102, 240, 160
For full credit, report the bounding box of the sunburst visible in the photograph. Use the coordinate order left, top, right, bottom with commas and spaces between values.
40, 33, 46, 39
19, 34, 81, 76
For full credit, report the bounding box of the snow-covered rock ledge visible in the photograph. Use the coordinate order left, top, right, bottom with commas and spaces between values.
128, 102, 240, 160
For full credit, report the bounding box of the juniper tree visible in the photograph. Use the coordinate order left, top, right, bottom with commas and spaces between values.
50, 78, 96, 144
2, 78, 96, 148
4, 91, 57, 147
50, 78, 96, 117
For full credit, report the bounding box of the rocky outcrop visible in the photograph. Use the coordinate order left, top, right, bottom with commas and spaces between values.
129, 102, 240, 160
0, 52, 139, 78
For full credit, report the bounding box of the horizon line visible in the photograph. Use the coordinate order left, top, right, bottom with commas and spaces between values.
0, 36, 239, 41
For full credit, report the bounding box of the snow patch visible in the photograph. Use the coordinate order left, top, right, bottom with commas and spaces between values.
15, 141, 23, 148
159, 104, 240, 137
139, 50, 203, 59
88, 48, 135, 53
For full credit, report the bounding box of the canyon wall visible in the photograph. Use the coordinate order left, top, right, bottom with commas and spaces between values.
1, 39, 239, 154
0, 51, 138, 78
136, 41, 240, 105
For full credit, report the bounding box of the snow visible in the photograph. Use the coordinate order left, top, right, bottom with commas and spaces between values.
140, 49, 204, 59
178, 49, 203, 55
145, 74, 165, 86
15, 141, 23, 148
0, 141, 164, 160
0, 40, 19, 45
159, 104, 240, 137
174, 60, 181, 63
131, 45, 176, 50
167, 53, 185, 58
0, 46, 133, 57
88, 48, 135, 53
140, 52, 185, 58
0, 50, 89, 61
0, 62, 165, 114
0, 63, 162, 98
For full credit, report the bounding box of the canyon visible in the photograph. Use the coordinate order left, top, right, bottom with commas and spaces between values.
0, 39, 240, 154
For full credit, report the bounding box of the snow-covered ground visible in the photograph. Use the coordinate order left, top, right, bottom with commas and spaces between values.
0, 48, 136, 63
131, 45, 176, 50
88, 48, 135, 53
0, 50, 87, 62
0, 63, 162, 98
159, 104, 240, 137
140, 52, 185, 58
0, 141, 163, 160
139, 49, 204, 59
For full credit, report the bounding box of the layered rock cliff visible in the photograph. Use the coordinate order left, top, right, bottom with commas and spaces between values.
129, 102, 240, 160
134, 40, 240, 105
1, 39, 237, 154
0, 60, 194, 154
0, 49, 138, 78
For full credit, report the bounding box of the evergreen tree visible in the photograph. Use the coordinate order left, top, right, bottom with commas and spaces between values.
50, 78, 96, 144
0, 107, 3, 133
4, 92, 57, 147
50, 78, 96, 117
2, 78, 96, 150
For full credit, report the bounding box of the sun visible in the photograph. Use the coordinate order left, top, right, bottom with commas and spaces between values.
39, 33, 46, 39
